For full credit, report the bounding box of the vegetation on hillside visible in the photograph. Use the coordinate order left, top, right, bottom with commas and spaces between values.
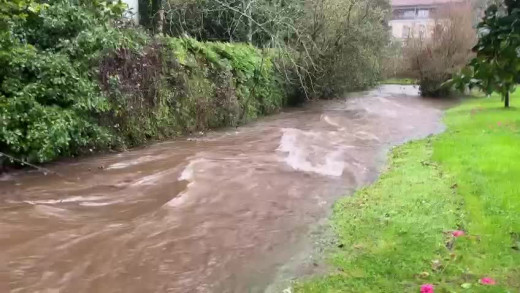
295, 90, 520, 292
141, 0, 390, 97
0, 0, 390, 165
0, 0, 130, 163
101, 37, 288, 146
0, 1, 288, 164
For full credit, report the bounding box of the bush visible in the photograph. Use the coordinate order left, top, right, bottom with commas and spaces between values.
0, 0, 151, 163
0, 42, 112, 162
381, 39, 413, 80
403, 2, 475, 97
293, 0, 390, 98
0, 2, 119, 163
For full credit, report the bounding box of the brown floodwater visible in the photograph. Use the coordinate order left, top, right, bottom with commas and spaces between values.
0, 85, 454, 293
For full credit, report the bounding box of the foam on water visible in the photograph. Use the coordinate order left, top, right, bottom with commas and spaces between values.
79, 200, 122, 207
321, 115, 345, 131
277, 128, 345, 177
23, 195, 108, 205
107, 155, 165, 170
131, 170, 173, 186
164, 158, 205, 207
178, 160, 196, 181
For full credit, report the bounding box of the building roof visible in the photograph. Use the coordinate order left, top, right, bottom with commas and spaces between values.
391, 0, 464, 7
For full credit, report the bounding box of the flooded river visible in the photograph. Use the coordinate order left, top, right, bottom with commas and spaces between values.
0, 85, 453, 292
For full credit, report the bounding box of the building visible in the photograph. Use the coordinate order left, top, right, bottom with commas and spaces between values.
389, 0, 464, 40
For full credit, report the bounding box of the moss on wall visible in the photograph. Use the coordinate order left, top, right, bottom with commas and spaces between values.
99, 37, 290, 148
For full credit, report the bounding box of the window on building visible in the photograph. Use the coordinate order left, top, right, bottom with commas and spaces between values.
417, 9, 430, 18
403, 10, 416, 18
402, 26, 411, 38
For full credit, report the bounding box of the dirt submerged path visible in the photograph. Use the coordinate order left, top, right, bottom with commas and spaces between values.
0, 85, 454, 293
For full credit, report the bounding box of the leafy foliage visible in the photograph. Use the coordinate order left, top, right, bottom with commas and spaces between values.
0, 0, 291, 165
0, 0, 136, 163
451, 1, 520, 107
0, 0, 47, 26
0, 39, 111, 162
0, 0, 389, 165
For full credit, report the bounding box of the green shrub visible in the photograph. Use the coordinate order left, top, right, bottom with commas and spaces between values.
0, 0, 290, 165
0, 0, 138, 163
0, 28, 112, 162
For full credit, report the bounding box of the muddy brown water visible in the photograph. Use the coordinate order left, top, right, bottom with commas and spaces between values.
0, 85, 454, 293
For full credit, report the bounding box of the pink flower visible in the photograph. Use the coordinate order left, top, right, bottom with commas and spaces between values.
420, 284, 434, 293
497, 121, 502, 126
480, 277, 496, 285
452, 230, 465, 237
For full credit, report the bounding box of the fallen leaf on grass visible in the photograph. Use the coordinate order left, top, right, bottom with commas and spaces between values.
480, 277, 496, 285
452, 230, 465, 237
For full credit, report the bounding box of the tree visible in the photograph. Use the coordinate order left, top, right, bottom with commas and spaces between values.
0, 0, 47, 27
293, 0, 390, 96
144, 0, 389, 98
452, 0, 520, 107
404, 1, 475, 97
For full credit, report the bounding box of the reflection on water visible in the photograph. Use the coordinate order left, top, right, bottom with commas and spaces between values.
0, 85, 454, 292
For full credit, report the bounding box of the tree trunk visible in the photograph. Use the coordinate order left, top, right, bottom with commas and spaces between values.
246, 16, 252, 44
157, 7, 164, 35
245, 1, 253, 44
152, 0, 164, 35
505, 92, 510, 108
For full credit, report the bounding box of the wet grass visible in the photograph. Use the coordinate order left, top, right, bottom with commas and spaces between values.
380, 78, 417, 85
295, 91, 520, 292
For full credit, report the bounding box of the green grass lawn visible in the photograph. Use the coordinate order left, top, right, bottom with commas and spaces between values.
380, 78, 417, 85
295, 91, 520, 292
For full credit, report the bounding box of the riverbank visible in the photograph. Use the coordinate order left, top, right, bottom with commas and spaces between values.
1, 86, 453, 292
295, 91, 520, 292
380, 78, 416, 85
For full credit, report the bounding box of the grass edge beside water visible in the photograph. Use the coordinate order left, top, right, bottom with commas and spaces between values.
295, 93, 520, 292
380, 78, 417, 85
